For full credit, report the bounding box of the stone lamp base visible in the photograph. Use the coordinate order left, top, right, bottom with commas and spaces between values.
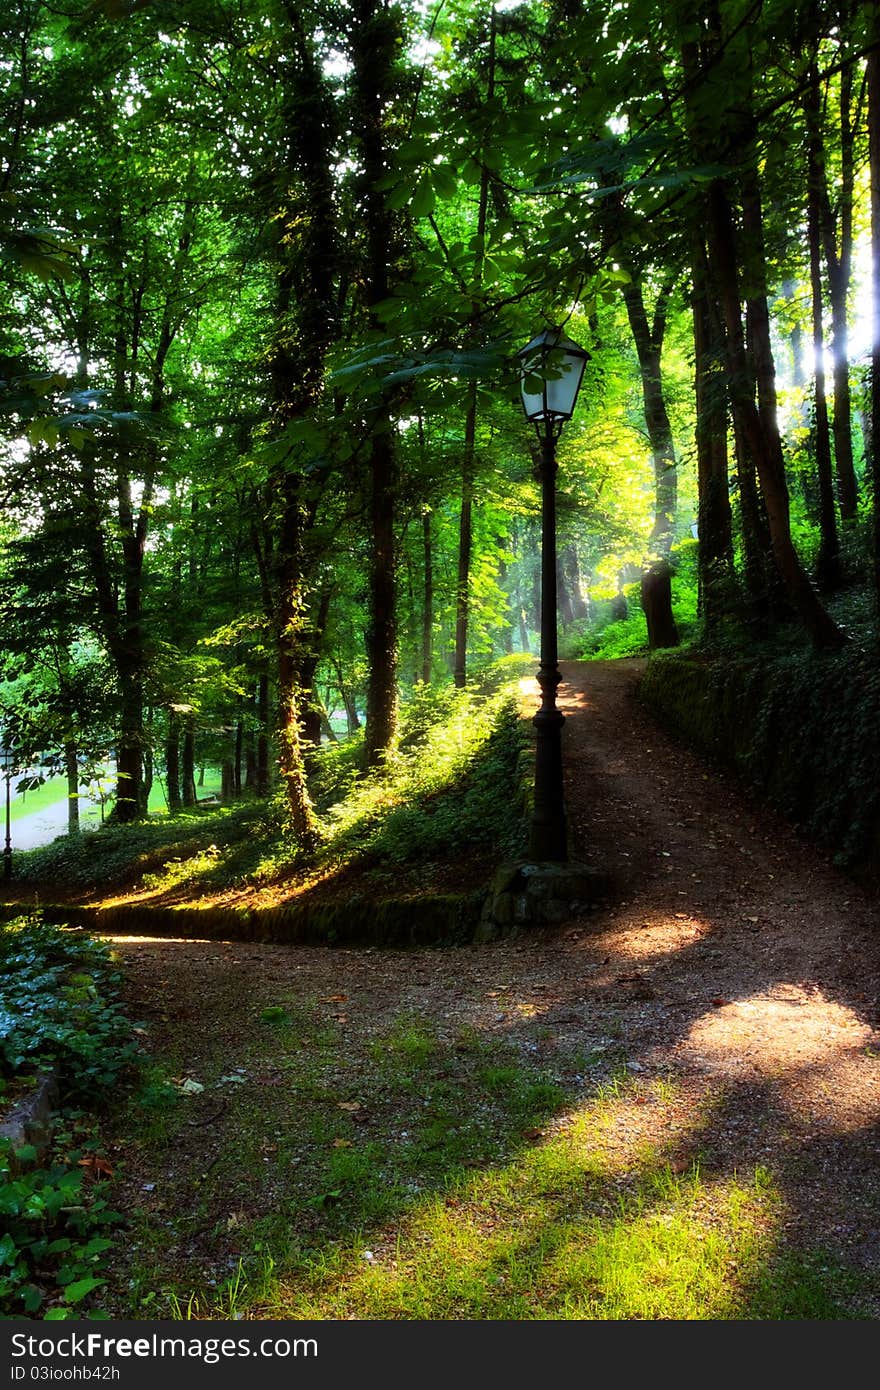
478, 860, 610, 939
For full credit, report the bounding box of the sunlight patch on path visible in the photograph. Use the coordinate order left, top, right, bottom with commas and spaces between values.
676, 987, 880, 1129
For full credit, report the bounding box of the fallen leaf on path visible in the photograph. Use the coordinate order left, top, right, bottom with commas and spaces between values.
320, 994, 347, 1003
332, 1139, 352, 1149
78, 1155, 113, 1179
177, 1077, 205, 1095
338, 1101, 361, 1112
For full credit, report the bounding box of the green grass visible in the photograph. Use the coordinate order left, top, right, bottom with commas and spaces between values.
106, 998, 871, 1323
6, 769, 223, 828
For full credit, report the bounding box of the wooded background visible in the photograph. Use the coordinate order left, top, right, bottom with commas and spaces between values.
1, 0, 878, 852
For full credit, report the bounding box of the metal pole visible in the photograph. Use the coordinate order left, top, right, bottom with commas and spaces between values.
529, 426, 567, 862
4, 760, 11, 881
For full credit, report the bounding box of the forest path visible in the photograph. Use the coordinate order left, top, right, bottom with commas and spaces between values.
102, 658, 880, 1313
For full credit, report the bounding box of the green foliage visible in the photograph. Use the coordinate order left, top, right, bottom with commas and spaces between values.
0, 1140, 120, 1319
11, 803, 264, 893
0, 917, 138, 1318
0, 917, 136, 1094
578, 604, 651, 660
317, 665, 531, 868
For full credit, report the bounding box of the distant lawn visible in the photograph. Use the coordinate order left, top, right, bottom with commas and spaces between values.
6, 769, 223, 826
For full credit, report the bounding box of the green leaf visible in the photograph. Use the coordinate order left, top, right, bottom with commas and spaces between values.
410, 175, 435, 218
63, 1276, 105, 1305
431, 165, 457, 200
385, 182, 412, 210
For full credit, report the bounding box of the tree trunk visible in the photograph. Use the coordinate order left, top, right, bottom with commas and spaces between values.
297, 586, 332, 767
142, 719, 153, 815
563, 545, 589, 621
257, 674, 270, 798
454, 392, 476, 688
707, 180, 843, 649
233, 718, 243, 796
805, 70, 842, 591
818, 59, 858, 520
556, 552, 575, 629
453, 13, 494, 688
621, 279, 679, 649
115, 671, 143, 822
244, 730, 257, 791
421, 507, 433, 684
166, 708, 181, 812
276, 476, 318, 844
65, 741, 79, 834
869, 33, 880, 611
691, 250, 735, 631
221, 760, 234, 801
350, 0, 402, 766
181, 720, 197, 808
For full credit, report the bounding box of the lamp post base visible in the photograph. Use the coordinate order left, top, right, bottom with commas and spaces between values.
478, 859, 611, 938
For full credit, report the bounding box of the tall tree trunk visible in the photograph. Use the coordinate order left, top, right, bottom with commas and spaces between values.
805, 70, 842, 591
556, 552, 575, 629
221, 760, 234, 801
65, 741, 79, 834
563, 545, 589, 621
351, 2, 401, 766
276, 477, 317, 840
257, 674, 270, 797
707, 181, 843, 649
621, 279, 679, 649
298, 587, 332, 764
233, 718, 243, 796
268, 8, 338, 842
166, 707, 181, 812
141, 711, 153, 814
453, 401, 476, 689
421, 507, 433, 684
364, 422, 398, 765
181, 719, 197, 807
453, 10, 495, 688
244, 730, 257, 792
692, 251, 735, 631
818, 58, 858, 520
869, 34, 880, 611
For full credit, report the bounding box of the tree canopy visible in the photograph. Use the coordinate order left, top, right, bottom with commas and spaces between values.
1, 0, 878, 834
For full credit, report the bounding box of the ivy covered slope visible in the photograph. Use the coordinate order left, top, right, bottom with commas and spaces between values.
0, 916, 137, 1319
9, 657, 533, 915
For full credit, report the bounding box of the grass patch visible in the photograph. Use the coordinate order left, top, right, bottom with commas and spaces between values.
105, 996, 870, 1322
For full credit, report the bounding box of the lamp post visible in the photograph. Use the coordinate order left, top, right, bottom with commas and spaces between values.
516, 327, 589, 862
1, 740, 12, 882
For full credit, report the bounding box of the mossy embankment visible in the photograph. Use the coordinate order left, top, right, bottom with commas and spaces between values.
2, 657, 536, 946
639, 645, 880, 877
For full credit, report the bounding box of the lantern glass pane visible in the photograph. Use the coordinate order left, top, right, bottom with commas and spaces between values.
520, 374, 547, 421
517, 330, 588, 423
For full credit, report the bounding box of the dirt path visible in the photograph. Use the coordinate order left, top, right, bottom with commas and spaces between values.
104, 659, 880, 1312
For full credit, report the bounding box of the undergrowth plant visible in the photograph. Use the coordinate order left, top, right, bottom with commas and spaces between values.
0, 916, 139, 1319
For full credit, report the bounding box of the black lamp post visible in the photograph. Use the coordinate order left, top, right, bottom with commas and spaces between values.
517, 327, 589, 862
1, 740, 12, 882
